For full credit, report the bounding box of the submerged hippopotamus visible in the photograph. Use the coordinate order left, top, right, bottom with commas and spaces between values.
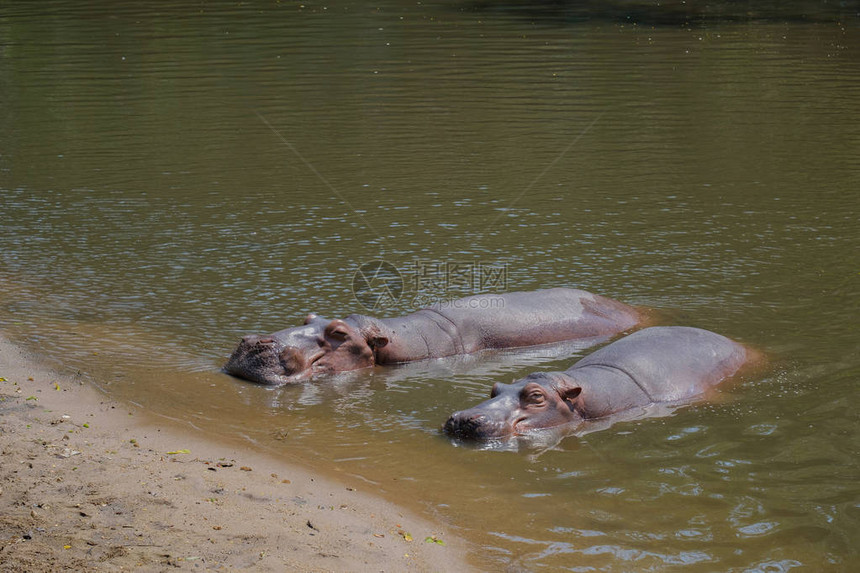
443, 326, 752, 440
224, 288, 642, 385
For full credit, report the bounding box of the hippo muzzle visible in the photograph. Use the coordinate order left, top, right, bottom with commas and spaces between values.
224, 334, 325, 385
443, 397, 519, 440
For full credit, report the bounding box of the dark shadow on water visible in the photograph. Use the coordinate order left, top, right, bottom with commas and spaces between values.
464, 0, 859, 26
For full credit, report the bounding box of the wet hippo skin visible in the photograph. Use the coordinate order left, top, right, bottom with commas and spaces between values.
443, 326, 751, 439
224, 288, 642, 385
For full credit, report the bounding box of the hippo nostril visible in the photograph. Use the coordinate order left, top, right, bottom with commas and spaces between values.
240, 335, 277, 347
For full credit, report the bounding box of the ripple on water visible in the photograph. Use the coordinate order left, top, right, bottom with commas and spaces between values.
737, 521, 779, 538
743, 559, 804, 573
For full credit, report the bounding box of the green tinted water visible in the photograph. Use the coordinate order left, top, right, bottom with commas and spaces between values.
2, 1, 859, 570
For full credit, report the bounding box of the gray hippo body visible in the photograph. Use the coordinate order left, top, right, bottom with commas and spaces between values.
225, 288, 642, 385
443, 326, 749, 439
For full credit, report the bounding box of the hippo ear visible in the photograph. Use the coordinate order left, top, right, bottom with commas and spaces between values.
563, 386, 582, 400
325, 319, 351, 341
367, 335, 389, 350
559, 383, 582, 404
304, 313, 319, 325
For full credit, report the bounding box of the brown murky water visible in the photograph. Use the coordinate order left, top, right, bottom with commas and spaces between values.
2, 1, 859, 570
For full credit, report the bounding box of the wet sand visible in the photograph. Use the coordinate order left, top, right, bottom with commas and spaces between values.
0, 333, 469, 572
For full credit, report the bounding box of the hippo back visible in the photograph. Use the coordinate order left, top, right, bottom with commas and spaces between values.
569, 326, 747, 403
430, 288, 640, 352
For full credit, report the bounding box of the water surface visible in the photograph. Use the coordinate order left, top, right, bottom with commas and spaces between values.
2, 1, 859, 570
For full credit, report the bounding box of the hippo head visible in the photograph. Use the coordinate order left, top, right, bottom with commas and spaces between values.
224, 314, 389, 385
443, 373, 583, 440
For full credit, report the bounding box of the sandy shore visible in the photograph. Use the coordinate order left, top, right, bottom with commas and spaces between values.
0, 334, 470, 572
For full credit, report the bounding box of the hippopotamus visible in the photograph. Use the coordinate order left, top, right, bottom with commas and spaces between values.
224, 288, 643, 385
443, 326, 752, 440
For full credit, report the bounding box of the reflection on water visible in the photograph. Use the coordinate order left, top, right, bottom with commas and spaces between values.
1, 0, 859, 570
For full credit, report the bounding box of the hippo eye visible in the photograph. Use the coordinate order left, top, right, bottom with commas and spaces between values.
524, 390, 546, 405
